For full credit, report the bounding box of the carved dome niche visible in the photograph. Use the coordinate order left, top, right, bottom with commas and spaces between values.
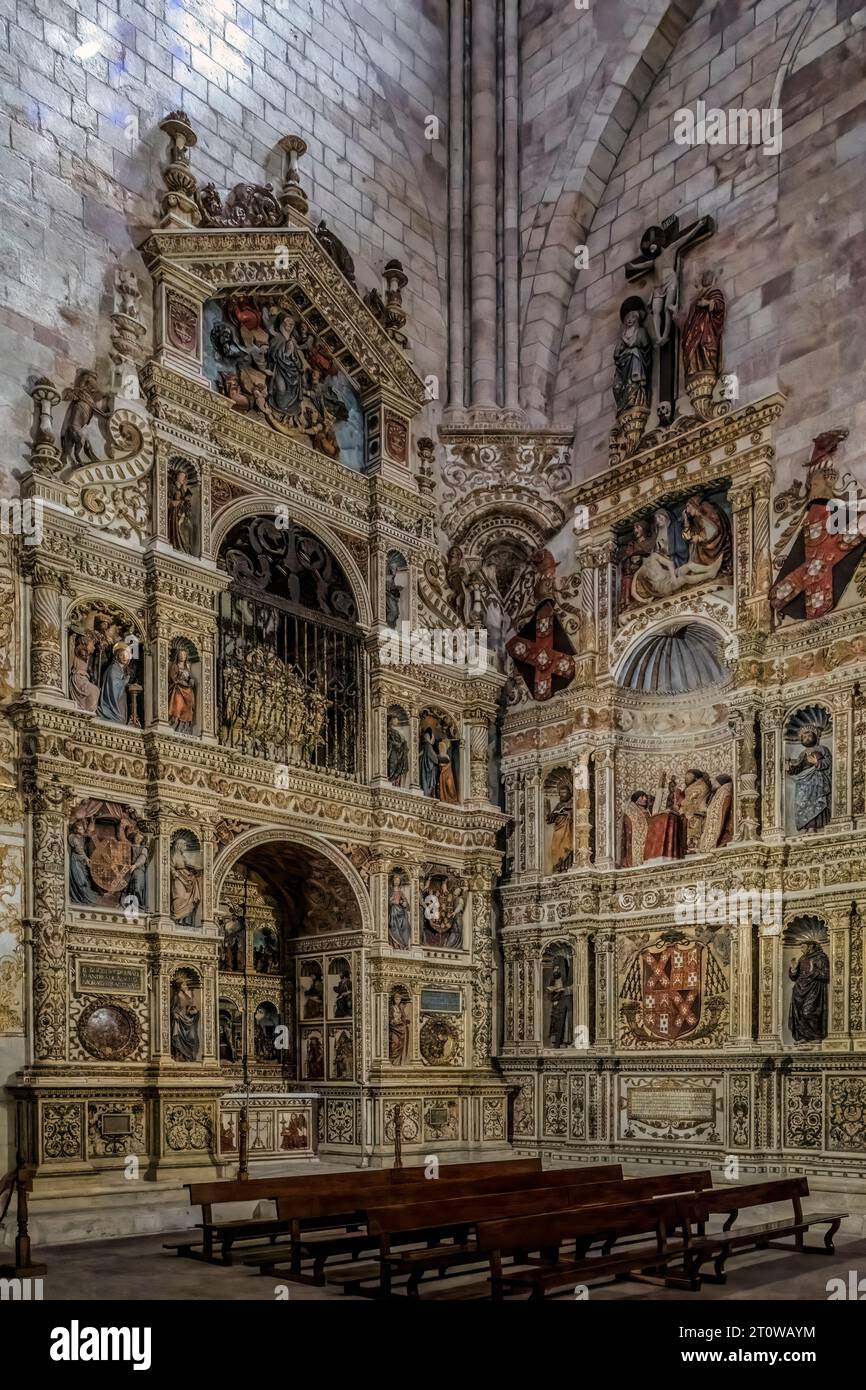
616, 622, 729, 696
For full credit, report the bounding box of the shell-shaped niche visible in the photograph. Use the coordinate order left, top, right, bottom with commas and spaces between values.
617, 622, 728, 695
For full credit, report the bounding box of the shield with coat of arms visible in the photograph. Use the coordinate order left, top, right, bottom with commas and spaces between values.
89, 834, 133, 895
639, 940, 703, 1041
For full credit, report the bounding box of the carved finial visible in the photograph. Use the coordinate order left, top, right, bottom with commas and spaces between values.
110, 268, 146, 400
278, 134, 309, 219
383, 259, 408, 347
29, 378, 63, 475
416, 436, 435, 497
159, 110, 200, 227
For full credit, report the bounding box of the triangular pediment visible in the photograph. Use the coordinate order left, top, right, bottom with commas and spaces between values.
141, 227, 425, 409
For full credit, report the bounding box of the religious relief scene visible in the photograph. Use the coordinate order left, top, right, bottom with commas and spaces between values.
4, 0, 866, 1331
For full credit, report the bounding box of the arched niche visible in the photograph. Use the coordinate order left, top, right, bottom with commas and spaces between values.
68, 601, 146, 727
167, 456, 201, 557
385, 549, 409, 629
614, 620, 729, 696
543, 767, 574, 874
782, 916, 830, 1047
419, 708, 460, 804
386, 704, 410, 788
783, 705, 833, 836
214, 832, 368, 1087
217, 514, 364, 777
170, 967, 203, 1063
541, 943, 574, 1049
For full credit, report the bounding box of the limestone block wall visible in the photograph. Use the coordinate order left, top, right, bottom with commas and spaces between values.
547, 0, 866, 490
0, 0, 450, 490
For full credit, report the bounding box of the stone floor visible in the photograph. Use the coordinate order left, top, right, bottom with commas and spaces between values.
25, 1229, 866, 1301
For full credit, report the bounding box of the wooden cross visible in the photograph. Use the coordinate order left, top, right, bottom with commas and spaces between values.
625, 213, 715, 425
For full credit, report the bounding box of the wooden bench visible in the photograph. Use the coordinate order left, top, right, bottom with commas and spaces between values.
476, 1195, 690, 1300
163, 1157, 545, 1263
681, 1178, 846, 1285
360, 1169, 711, 1298
252, 1163, 624, 1285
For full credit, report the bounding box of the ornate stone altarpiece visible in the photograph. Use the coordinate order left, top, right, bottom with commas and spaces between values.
3, 121, 510, 1206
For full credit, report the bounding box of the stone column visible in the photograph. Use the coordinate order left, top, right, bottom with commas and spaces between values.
751, 475, 772, 628
730, 480, 754, 628
849, 903, 865, 1044
470, 0, 497, 408
729, 705, 760, 841
593, 748, 616, 869
573, 928, 591, 1050
470, 868, 496, 1066
826, 908, 850, 1049
759, 703, 784, 842
729, 920, 755, 1046
524, 767, 540, 876
466, 715, 490, 805
502, 941, 519, 1045
525, 943, 540, 1046
200, 627, 217, 740
28, 780, 68, 1061
408, 713, 420, 791
757, 927, 782, 1045
593, 928, 616, 1049
831, 689, 853, 827
589, 539, 616, 679
503, 772, 519, 877
25, 560, 67, 698
573, 750, 593, 868
447, 0, 465, 411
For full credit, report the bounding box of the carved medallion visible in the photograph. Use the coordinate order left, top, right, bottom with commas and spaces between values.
77, 1001, 141, 1060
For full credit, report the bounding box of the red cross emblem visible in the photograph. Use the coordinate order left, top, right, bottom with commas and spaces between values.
770, 499, 866, 621
506, 600, 575, 702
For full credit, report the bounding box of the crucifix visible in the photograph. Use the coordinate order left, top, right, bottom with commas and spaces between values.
624, 213, 715, 426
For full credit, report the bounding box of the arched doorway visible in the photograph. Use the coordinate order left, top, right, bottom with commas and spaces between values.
215, 837, 367, 1091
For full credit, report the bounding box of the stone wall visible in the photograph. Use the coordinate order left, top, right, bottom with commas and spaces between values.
0, 0, 450, 487
549, 0, 866, 490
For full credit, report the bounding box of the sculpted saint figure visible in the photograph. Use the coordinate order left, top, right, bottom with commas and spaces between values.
677, 769, 712, 854
97, 642, 134, 724
388, 873, 411, 949
386, 716, 409, 787
613, 300, 653, 416
546, 783, 574, 873
168, 647, 197, 730
682, 270, 726, 382
389, 991, 410, 1064
171, 975, 200, 1062
70, 634, 99, 713
788, 941, 829, 1042
786, 727, 832, 832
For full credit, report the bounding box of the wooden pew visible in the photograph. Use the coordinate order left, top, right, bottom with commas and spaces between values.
360, 1169, 712, 1298
164, 1157, 544, 1263
475, 1195, 690, 1299
252, 1163, 624, 1284
681, 1178, 846, 1285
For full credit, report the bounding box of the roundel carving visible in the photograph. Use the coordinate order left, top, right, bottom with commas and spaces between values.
77, 1001, 141, 1061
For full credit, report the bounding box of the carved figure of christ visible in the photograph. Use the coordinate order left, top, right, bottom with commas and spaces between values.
625, 214, 715, 425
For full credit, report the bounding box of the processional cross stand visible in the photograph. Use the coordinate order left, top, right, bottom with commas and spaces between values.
624, 213, 715, 426
392, 1103, 404, 1169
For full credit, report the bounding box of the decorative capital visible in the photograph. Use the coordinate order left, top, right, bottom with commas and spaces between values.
279, 134, 309, 218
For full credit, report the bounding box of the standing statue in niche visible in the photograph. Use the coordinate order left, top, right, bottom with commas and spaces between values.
167, 463, 197, 555
546, 781, 574, 873
170, 835, 202, 926
69, 634, 100, 713
545, 960, 572, 1047
786, 726, 833, 832
385, 555, 403, 629
171, 973, 201, 1062
168, 643, 197, 732
96, 642, 136, 724
789, 941, 830, 1042
677, 769, 712, 854
68, 818, 101, 905
389, 990, 410, 1064
388, 872, 411, 949
436, 736, 459, 804
386, 715, 409, 787
419, 727, 440, 797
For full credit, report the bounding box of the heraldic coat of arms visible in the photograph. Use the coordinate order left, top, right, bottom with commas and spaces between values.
620, 930, 727, 1045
